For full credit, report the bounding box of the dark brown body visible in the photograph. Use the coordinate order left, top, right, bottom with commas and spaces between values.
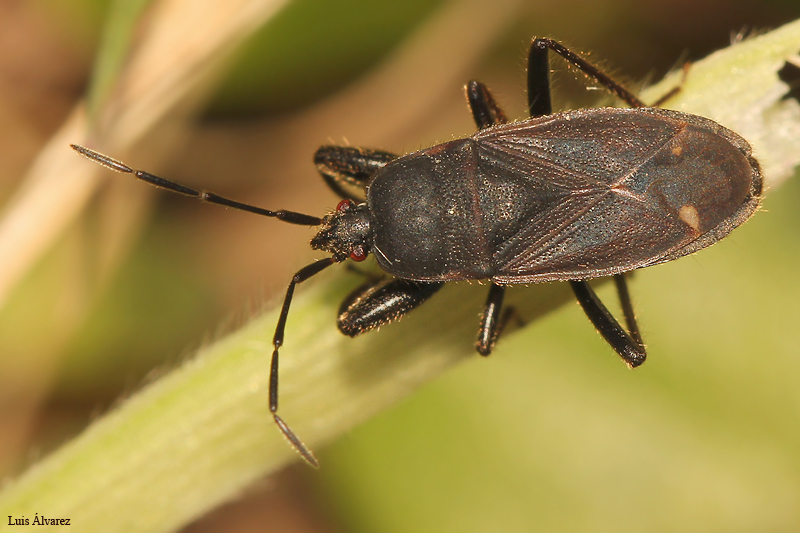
368, 107, 761, 283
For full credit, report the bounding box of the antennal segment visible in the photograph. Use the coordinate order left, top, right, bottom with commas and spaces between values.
71, 144, 322, 226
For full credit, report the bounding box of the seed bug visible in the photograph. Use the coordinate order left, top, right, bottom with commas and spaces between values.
72, 38, 762, 467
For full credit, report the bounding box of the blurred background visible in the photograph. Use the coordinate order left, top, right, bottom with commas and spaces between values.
1, 0, 800, 531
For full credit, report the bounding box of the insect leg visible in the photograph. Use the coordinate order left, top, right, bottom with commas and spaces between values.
314, 146, 397, 202
465, 80, 508, 129
337, 278, 444, 337
648, 62, 691, 107
270, 258, 336, 467
613, 273, 644, 349
569, 280, 646, 368
527, 40, 649, 366
527, 39, 554, 118
476, 283, 519, 356
529, 38, 646, 111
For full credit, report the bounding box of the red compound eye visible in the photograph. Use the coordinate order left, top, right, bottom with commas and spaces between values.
350, 246, 367, 262
336, 199, 352, 212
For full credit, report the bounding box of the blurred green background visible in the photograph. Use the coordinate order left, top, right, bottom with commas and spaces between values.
1, 0, 800, 531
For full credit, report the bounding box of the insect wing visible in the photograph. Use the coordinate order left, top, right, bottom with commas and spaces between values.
475, 108, 760, 283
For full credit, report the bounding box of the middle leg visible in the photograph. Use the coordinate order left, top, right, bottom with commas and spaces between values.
466, 80, 508, 130
477, 283, 520, 356
464, 83, 517, 355
314, 146, 398, 202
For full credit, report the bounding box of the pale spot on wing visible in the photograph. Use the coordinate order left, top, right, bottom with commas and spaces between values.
679, 204, 700, 231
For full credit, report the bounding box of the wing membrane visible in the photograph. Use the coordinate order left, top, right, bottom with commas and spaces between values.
474, 108, 690, 282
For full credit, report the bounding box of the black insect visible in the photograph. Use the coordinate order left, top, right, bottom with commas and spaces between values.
73, 38, 762, 467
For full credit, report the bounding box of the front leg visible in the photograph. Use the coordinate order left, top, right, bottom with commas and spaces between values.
338, 278, 444, 337
314, 146, 397, 202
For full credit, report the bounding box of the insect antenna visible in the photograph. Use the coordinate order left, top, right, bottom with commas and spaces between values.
71, 144, 322, 226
